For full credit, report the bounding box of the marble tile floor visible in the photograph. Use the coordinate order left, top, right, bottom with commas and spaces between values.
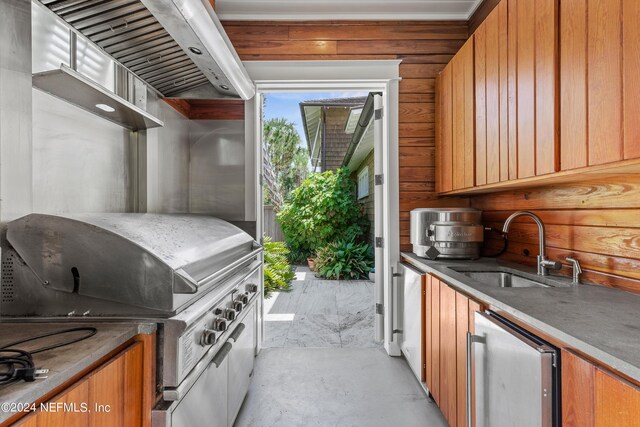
262, 267, 382, 349
233, 347, 448, 427
232, 267, 447, 427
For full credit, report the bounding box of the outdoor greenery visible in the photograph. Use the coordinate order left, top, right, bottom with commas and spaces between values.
263, 118, 309, 207
263, 236, 296, 296
314, 239, 374, 280
277, 168, 369, 262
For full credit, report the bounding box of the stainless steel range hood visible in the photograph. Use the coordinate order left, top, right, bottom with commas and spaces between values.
39, 0, 255, 100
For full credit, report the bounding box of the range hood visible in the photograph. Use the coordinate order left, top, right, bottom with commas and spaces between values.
33, 65, 164, 131
39, 0, 255, 100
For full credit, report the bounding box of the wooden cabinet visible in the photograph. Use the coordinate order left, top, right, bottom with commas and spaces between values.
424, 274, 484, 427
560, 0, 640, 169
13, 336, 155, 427
562, 349, 640, 427
473, 0, 558, 183
437, 37, 475, 192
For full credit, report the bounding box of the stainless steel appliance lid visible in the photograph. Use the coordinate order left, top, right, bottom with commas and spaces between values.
410, 208, 481, 213
6, 213, 255, 283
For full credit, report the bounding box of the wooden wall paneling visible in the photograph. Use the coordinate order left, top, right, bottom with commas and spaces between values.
587, 0, 623, 166
485, 10, 500, 184
455, 292, 470, 427
222, 20, 469, 252
498, 0, 509, 182
507, 0, 519, 180
516, 0, 535, 179
425, 274, 433, 389
470, 176, 640, 294
623, 0, 640, 160
31, 381, 91, 427
440, 282, 458, 427
462, 38, 476, 189
560, 0, 588, 170
595, 368, 640, 426
474, 22, 487, 186
534, 0, 558, 175
562, 350, 595, 427
431, 277, 441, 403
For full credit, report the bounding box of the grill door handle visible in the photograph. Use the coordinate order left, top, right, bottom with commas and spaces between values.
229, 323, 245, 342
212, 342, 232, 367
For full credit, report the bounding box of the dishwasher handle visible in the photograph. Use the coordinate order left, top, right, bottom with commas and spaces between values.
467, 332, 482, 427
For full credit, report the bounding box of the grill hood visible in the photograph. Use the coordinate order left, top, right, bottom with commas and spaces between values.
4, 213, 260, 316
39, 0, 255, 99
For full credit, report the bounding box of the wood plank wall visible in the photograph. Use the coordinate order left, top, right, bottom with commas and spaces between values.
471, 177, 640, 293
221, 20, 470, 251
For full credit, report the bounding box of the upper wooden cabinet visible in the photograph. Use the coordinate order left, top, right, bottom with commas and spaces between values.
560, 0, 640, 169
436, 37, 475, 192
474, 0, 559, 184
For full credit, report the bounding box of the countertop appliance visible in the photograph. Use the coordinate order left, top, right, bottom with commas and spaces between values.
410, 208, 484, 260
468, 311, 559, 427
1, 213, 262, 427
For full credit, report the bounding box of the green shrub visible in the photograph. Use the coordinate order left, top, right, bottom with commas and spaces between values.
314, 240, 374, 280
277, 168, 368, 262
263, 236, 296, 296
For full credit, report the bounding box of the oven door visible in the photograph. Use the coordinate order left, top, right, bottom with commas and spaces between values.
153, 342, 230, 427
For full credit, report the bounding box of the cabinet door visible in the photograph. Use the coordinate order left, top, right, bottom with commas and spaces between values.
430, 277, 441, 403
595, 368, 640, 427
452, 37, 475, 190
561, 349, 596, 427
455, 292, 470, 427
509, 0, 559, 178
437, 64, 454, 193
439, 283, 458, 426
425, 274, 433, 389
561, 0, 640, 169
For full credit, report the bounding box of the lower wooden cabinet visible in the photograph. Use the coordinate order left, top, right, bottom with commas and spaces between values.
562, 349, 640, 427
13, 335, 155, 427
424, 274, 484, 427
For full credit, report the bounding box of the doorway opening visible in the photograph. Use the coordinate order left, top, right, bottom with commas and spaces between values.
260, 90, 381, 349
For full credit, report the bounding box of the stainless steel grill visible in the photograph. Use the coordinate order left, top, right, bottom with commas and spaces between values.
40, 0, 210, 96
1, 213, 263, 425
2, 213, 259, 317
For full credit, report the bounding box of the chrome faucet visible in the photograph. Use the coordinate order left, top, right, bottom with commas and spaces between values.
565, 257, 583, 284
502, 211, 562, 276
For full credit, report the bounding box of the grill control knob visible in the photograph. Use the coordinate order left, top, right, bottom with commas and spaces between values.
246, 284, 258, 293
223, 308, 236, 321
233, 301, 244, 312
236, 293, 249, 305
213, 318, 227, 332
200, 329, 217, 346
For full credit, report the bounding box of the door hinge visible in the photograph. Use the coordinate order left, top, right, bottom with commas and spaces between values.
376, 303, 384, 314
375, 237, 384, 248
374, 174, 384, 185
374, 108, 384, 120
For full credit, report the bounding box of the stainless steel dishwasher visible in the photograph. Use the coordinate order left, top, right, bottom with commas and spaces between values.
468, 311, 560, 427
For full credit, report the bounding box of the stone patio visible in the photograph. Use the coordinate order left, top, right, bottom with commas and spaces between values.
263, 266, 382, 348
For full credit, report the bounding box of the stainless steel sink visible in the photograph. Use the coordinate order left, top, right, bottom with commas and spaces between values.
457, 271, 551, 288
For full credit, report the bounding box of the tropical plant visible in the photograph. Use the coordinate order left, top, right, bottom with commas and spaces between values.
263, 118, 309, 204
276, 168, 369, 262
263, 236, 296, 296
314, 240, 374, 280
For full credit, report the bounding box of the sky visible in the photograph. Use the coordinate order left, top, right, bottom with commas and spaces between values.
263, 91, 369, 150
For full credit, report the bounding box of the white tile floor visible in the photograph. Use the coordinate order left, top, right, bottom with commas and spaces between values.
233, 267, 448, 427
